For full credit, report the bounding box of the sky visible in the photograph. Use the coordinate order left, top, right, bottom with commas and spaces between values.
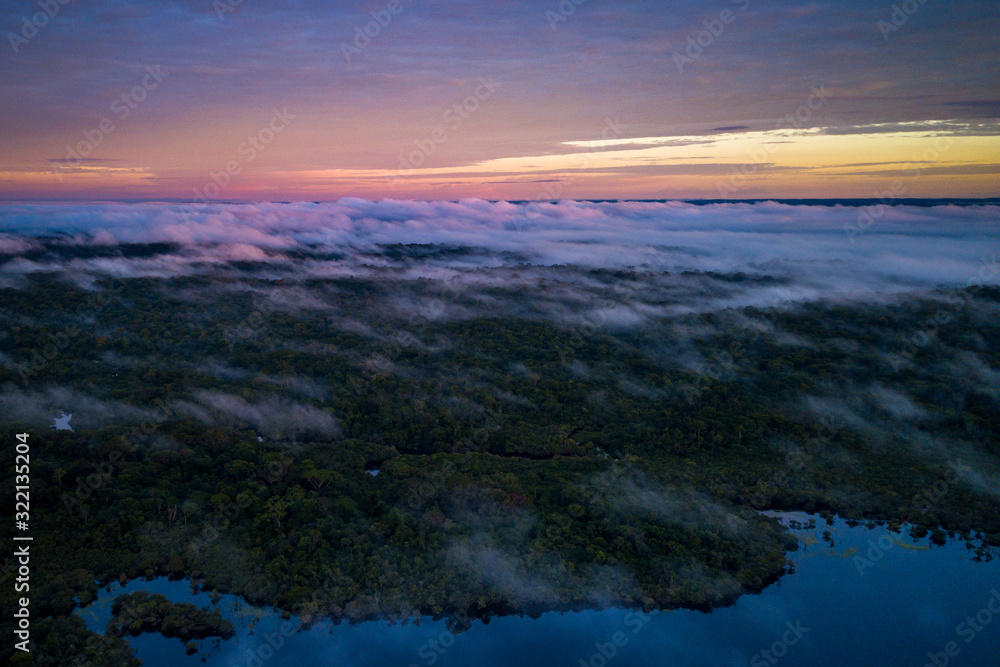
0, 0, 998, 201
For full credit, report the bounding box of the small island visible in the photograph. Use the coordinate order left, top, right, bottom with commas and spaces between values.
106, 592, 236, 648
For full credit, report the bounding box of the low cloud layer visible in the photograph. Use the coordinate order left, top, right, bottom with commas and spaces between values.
0, 384, 160, 430
0, 200, 997, 319
176, 391, 341, 440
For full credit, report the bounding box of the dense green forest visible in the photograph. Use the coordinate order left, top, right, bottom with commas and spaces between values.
1, 262, 999, 663
105, 592, 235, 645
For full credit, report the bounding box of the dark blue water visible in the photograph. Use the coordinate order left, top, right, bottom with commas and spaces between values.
76, 513, 1000, 666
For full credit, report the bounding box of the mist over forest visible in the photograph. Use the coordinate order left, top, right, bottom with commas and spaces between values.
1, 200, 999, 662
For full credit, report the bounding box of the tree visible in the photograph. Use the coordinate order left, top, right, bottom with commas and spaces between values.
262, 495, 291, 531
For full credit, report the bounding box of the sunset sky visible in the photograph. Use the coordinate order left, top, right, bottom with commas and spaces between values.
1, 0, 998, 202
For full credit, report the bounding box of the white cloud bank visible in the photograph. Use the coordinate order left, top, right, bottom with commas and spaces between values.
0, 200, 996, 309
